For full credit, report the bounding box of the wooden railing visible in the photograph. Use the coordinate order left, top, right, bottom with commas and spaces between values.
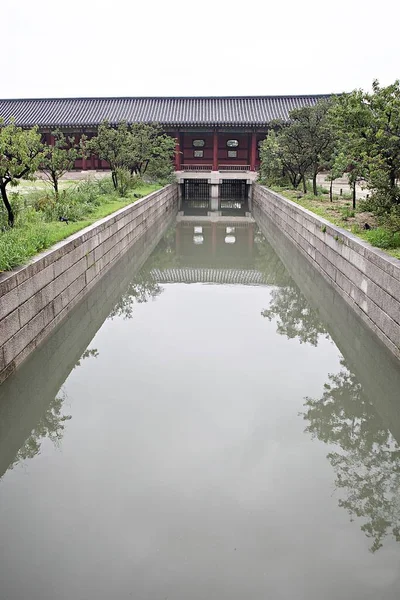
219, 165, 250, 172
181, 164, 213, 172
180, 164, 251, 172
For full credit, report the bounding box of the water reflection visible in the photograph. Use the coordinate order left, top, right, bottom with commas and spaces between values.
303, 359, 400, 553
9, 392, 71, 471
0, 213, 175, 480
262, 283, 330, 346
1, 208, 400, 600
256, 206, 400, 553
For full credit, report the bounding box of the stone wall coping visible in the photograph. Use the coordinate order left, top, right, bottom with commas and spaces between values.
263, 186, 400, 277
0, 185, 175, 297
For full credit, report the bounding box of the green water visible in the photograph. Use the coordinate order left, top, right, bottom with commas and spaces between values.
1, 214, 400, 600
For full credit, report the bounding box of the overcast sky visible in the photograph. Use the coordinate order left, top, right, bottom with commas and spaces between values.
3, 0, 399, 98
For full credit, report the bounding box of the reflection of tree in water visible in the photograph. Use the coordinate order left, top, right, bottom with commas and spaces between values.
108, 228, 177, 320
10, 391, 71, 469
9, 347, 99, 472
108, 275, 163, 320
254, 233, 292, 287
262, 283, 330, 346
303, 358, 400, 553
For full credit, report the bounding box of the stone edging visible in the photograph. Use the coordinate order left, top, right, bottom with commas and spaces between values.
0, 184, 179, 382
252, 184, 400, 360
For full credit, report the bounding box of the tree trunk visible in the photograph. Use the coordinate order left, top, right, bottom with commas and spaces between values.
53, 174, 59, 201
330, 178, 333, 202
312, 172, 318, 196
302, 175, 307, 194
352, 181, 356, 210
112, 171, 118, 189
0, 183, 14, 227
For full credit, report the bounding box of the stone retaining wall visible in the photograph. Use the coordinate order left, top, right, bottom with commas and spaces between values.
253, 184, 400, 360
0, 184, 178, 383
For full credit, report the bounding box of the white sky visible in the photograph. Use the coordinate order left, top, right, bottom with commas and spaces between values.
3, 0, 399, 98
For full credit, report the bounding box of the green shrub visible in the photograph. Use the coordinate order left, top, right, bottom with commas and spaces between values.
0, 192, 25, 229
340, 206, 355, 220
365, 228, 400, 249
95, 176, 116, 196
317, 185, 330, 195
0, 221, 51, 271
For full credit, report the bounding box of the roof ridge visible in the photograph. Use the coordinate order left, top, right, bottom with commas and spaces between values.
0, 94, 334, 102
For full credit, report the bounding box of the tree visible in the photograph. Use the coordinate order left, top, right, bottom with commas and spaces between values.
89, 121, 175, 191
289, 99, 335, 195
325, 150, 347, 202
330, 81, 400, 211
0, 121, 44, 226
259, 126, 310, 191
88, 121, 130, 190
259, 100, 335, 195
126, 123, 175, 178
40, 130, 82, 200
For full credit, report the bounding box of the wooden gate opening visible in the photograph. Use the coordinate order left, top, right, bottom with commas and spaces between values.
220, 179, 247, 200
183, 179, 210, 200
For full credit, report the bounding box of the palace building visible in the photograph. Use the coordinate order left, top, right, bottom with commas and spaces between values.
0, 95, 329, 174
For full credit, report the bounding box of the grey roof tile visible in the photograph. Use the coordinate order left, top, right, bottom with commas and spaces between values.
0, 95, 331, 128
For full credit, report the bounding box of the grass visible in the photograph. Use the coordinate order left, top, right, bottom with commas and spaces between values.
271, 186, 400, 260
0, 181, 162, 272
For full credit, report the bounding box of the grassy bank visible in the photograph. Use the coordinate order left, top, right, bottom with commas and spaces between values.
0, 180, 161, 272
270, 186, 400, 260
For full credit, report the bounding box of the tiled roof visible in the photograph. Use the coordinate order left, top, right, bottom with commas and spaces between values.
0, 95, 331, 128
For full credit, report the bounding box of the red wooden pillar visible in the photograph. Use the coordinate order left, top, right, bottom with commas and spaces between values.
250, 131, 257, 171
49, 133, 55, 146
213, 129, 218, 171
175, 130, 181, 171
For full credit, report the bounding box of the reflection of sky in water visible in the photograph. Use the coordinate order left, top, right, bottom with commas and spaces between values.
1, 219, 400, 600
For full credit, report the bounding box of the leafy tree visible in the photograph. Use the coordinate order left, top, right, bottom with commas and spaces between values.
88, 121, 130, 190
289, 99, 335, 195
40, 130, 82, 200
0, 121, 44, 226
259, 125, 310, 191
261, 283, 329, 346
325, 150, 348, 202
126, 123, 175, 178
303, 359, 400, 552
259, 100, 335, 195
89, 121, 175, 192
330, 80, 400, 211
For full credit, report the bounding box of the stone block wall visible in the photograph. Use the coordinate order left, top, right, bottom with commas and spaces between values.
253, 184, 400, 361
0, 184, 178, 382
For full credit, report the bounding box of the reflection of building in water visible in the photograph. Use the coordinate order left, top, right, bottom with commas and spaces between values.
149, 219, 291, 287
176, 220, 254, 263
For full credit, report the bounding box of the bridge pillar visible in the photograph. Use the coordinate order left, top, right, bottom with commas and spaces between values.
210, 183, 219, 210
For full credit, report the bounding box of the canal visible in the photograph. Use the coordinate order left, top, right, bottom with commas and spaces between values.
1, 210, 400, 599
